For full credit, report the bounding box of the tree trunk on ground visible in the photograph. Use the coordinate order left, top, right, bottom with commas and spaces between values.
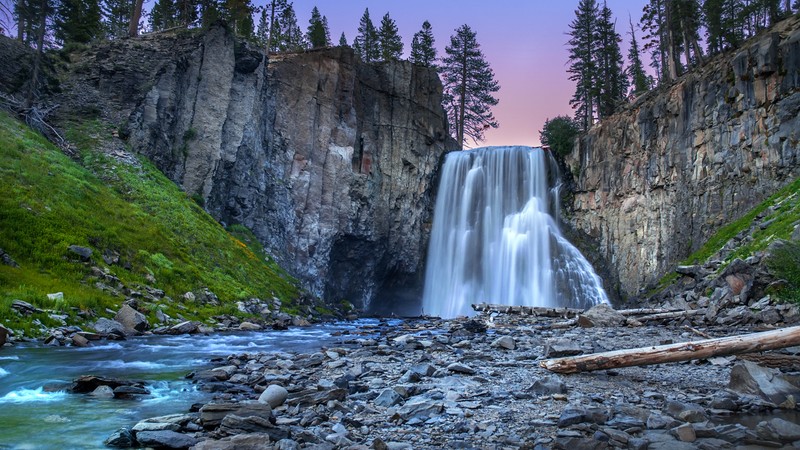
540, 326, 800, 374
128, 0, 144, 37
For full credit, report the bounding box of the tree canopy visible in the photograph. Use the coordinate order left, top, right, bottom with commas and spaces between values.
410, 20, 437, 67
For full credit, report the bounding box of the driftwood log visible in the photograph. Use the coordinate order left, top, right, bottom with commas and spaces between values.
540, 325, 800, 374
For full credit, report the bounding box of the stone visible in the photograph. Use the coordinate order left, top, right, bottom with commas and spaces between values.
239, 321, 262, 331
219, 414, 289, 441
192, 434, 275, 450
286, 388, 347, 407
0, 247, 18, 267
544, 340, 583, 358
132, 421, 180, 432
11, 300, 41, 314
258, 385, 289, 408
491, 336, 516, 350
135, 430, 199, 449
728, 360, 800, 404
70, 334, 89, 347
167, 321, 199, 335
664, 401, 707, 423
0, 324, 9, 347
670, 423, 697, 442
91, 385, 114, 397
397, 396, 442, 420
446, 362, 476, 375
558, 407, 608, 427
47, 292, 64, 301
94, 317, 126, 335
114, 304, 149, 334
113, 385, 150, 398
528, 376, 567, 396
756, 417, 800, 442
67, 245, 93, 261
374, 388, 403, 408
409, 363, 436, 377
71, 375, 145, 394
104, 428, 134, 448
578, 303, 626, 327
199, 401, 273, 428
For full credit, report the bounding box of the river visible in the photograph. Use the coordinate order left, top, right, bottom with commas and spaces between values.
0, 320, 386, 449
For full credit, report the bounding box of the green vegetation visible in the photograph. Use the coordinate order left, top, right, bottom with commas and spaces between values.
0, 111, 300, 336
654, 177, 800, 301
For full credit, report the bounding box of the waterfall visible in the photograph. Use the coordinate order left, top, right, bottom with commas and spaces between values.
422, 146, 608, 318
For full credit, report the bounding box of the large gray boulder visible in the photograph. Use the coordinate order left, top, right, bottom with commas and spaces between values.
135, 430, 199, 449
578, 303, 625, 327
114, 304, 149, 334
729, 360, 800, 404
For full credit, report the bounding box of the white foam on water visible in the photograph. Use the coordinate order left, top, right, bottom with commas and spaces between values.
104, 360, 167, 370
0, 387, 67, 404
0, 355, 20, 360
0, 367, 9, 377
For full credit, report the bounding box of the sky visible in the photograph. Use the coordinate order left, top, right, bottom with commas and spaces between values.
265, 0, 651, 147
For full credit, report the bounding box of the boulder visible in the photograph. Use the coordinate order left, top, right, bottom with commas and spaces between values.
0, 324, 9, 347
374, 388, 403, 407
71, 375, 146, 394
0, 247, 19, 267
94, 317, 126, 335
491, 336, 516, 350
578, 303, 625, 327
238, 321, 262, 331
528, 376, 567, 396
135, 430, 199, 449
70, 334, 89, 347
11, 300, 41, 314
397, 395, 443, 420
67, 245, 93, 261
192, 433, 275, 450
756, 417, 800, 442
258, 384, 288, 408
544, 340, 583, 358
199, 401, 273, 428
114, 304, 149, 334
446, 362, 476, 375
167, 320, 199, 335
104, 428, 134, 448
728, 360, 800, 404
219, 414, 289, 441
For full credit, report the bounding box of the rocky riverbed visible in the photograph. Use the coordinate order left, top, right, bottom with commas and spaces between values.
93, 309, 800, 450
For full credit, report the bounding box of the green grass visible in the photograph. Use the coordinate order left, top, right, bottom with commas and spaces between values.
0, 111, 300, 336
653, 177, 800, 301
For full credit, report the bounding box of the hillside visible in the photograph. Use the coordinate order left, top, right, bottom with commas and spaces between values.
0, 111, 318, 338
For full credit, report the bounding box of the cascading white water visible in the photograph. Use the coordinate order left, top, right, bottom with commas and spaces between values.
422, 146, 609, 318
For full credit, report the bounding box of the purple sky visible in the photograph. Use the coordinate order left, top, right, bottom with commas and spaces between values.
271, 0, 650, 147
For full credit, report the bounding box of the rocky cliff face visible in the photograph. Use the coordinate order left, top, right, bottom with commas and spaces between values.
60, 26, 452, 310
566, 16, 800, 299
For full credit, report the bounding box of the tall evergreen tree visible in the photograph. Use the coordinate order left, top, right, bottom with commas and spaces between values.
129, 0, 144, 37
626, 17, 651, 95
410, 20, 436, 67
150, 0, 178, 31
102, 0, 131, 38
338, 32, 347, 46
256, 7, 268, 46
261, 0, 287, 52
674, 0, 704, 68
353, 8, 378, 62
306, 6, 329, 48
568, 0, 599, 131
595, 2, 627, 118
175, 0, 198, 27
441, 24, 500, 148
378, 12, 402, 61
223, 0, 254, 38
274, 2, 305, 51
55, 0, 103, 44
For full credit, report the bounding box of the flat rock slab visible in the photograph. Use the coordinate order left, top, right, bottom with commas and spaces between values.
135, 430, 199, 449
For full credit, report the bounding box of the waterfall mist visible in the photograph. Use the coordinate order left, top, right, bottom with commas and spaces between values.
422, 146, 608, 318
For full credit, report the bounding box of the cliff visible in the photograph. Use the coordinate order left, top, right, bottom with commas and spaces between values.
566, 16, 800, 299
56, 26, 453, 310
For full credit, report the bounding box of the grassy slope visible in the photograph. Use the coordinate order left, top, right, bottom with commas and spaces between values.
0, 111, 299, 336
654, 177, 800, 300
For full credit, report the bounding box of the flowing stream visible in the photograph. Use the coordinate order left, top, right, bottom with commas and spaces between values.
423, 146, 609, 318
0, 321, 380, 449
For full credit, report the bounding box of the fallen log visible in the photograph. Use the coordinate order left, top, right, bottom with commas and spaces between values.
540, 325, 800, 374
616, 308, 682, 316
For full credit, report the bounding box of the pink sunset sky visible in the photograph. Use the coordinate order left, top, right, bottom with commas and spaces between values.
272, 0, 651, 147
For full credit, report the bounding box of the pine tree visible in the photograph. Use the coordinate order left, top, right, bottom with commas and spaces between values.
256, 7, 268, 46
673, 0, 704, 68
568, 0, 599, 131
378, 12, 402, 61
540, 116, 580, 157
626, 17, 651, 95
102, 0, 131, 38
441, 24, 500, 148
306, 6, 329, 48
129, 0, 144, 37
150, 0, 178, 31
353, 8, 379, 63
274, 2, 305, 51
410, 20, 436, 67
338, 32, 347, 46
175, 0, 198, 27
223, 0, 255, 38
595, 2, 627, 118
55, 0, 103, 44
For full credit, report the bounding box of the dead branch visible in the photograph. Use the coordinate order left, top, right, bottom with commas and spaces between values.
540, 325, 800, 374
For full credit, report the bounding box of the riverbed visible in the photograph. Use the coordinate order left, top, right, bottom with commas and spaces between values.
0, 321, 384, 449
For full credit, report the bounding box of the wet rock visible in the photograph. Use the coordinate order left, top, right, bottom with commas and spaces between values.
114, 304, 149, 334
664, 400, 707, 423
238, 321, 262, 331
670, 423, 697, 442
91, 385, 114, 397
199, 401, 273, 428
167, 320, 199, 335
756, 417, 800, 442
135, 430, 199, 449
104, 427, 134, 448
132, 421, 180, 432
70, 375, 145, 394
578, 303, 626, 327
728, 360, 800, 404
258, 384, 288, 408
113, 385, 150, 398
94, 317, 126, 335
67, 245, 93, 261
192, 433, 275, 450
70, 334, 89, 347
